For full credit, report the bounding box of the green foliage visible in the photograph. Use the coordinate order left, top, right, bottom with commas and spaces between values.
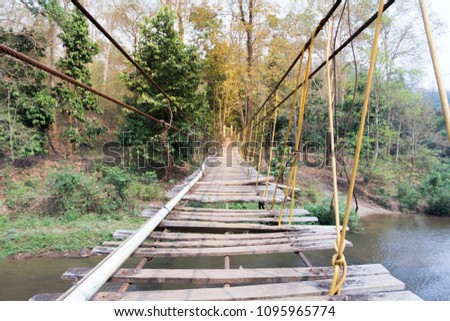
396, 182, 420, 212
47, 170, 105, 220
305, 198, 362, 231
121, 8, 210, 170
55, 8, 102, 146
0, 27, 55, 159
421, 165, 450, 217
101, 166, 131, 199
0, 213, 143, 259
5, 179, 41, 211
4, 164, 168, 221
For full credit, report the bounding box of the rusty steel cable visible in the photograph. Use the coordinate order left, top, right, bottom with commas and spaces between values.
250, 0, 396, 132
71, 0, 202, 132
248, 0, 343, 127
0, 44, 185, 133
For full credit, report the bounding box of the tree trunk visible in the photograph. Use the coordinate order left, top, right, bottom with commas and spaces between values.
395, 122, 401, 162
177, 0, 184, 42
67, 115, 73, 159
238, 0, 254, 129
371, 81, 380, 169
48, 22, 60, 156
102, 40, 112, 91
411, 123, 416, 173
7, 89, 14, 162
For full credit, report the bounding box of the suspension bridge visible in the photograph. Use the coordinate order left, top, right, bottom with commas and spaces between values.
2, 0, 448, 301
30, 140, 420, 301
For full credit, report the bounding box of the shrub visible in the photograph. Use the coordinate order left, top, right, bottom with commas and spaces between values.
5, 178, 40, 211
47, 169, 105, 219
396, 182, 420, 212
101, 166, 131, 200
421, 168, 450, 217
305, 198, 361, 231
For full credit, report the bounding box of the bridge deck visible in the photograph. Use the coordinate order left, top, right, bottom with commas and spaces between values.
30, 143, 421, 301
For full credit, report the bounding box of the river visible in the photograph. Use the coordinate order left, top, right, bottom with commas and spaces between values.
1, 213, 449, 301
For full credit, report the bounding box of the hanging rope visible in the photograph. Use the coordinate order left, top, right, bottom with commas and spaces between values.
325, 20, 342, 252
277, 27, 317, 225
329, 0, 385, 296
271, 52, 305, 211
249, 0, 395, 134
263, 94, 279, 197
256, 105, 267, 187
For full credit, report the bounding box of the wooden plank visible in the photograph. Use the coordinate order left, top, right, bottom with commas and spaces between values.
159, 220, 331, 232
113, 226, 340, 241
195, 176, 274, 185
182, 195, 287, 203
274, 291, 422, 301
165, 214, 318, 224
29, 293, 62, 301
173, 207, 309, 215
102, 232, 338, 248
94, 274, 405, 301
91, 239, 350, 257
62, 264, 388, 284
113, 230, 336, 241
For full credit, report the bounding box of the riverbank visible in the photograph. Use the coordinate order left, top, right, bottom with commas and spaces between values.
0, 157, 178, 260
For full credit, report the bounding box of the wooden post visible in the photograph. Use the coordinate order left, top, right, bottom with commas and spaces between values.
297, 252, 313, 268
223, 125, 226, 137
230, 125, 234, 138
419, 0, 450, 141
224, 256, 230, 288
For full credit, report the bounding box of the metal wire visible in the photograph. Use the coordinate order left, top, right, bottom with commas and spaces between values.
71, 0, 202, 132
248, 0, 343, 127
250, 0, 396, 132
0, 44, 185, 133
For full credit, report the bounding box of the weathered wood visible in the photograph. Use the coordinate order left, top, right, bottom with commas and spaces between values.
94, 274, 406, 301
62, 264, 388, 284
29, 293, 62, 301
172, 207, 309, 215
195, 176, 274, 185
113, 230, 337, 241
274, 291, 422, 301
102, 232, 338, 248
159, 220, 331, 232
165, 214, 318, 224
92, 239, 350, 257
182, 194, 286, 203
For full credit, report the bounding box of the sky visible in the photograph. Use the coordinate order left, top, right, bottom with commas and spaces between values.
421, 0, 450, 90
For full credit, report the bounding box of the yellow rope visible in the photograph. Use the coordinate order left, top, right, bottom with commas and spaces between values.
264, 94, 278, 197
276, 28, 317, 225
256, 105, 267, 187
329, 0, 385, 295
325, 20, 341, 253
286, 28, 317, 225
271, 53, 305, 211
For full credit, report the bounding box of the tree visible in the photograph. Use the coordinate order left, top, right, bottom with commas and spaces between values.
121, 7, 210, 178
55, 8, 103, 156
0, 27, 56, 160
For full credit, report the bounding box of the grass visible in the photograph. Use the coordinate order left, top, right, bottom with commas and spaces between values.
0, 162, 172, 259
0, 213, 144, 259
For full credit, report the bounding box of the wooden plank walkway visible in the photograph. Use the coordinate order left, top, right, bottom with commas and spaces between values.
30, 141, 421, 301
166, 145, 286, 203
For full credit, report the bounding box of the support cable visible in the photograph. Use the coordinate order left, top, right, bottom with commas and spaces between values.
71, 0, 203, 133
250, 0, 396, 133
0, 44, 184, 133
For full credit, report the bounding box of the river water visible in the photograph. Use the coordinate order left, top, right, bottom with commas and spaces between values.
1, 213, 449, 301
